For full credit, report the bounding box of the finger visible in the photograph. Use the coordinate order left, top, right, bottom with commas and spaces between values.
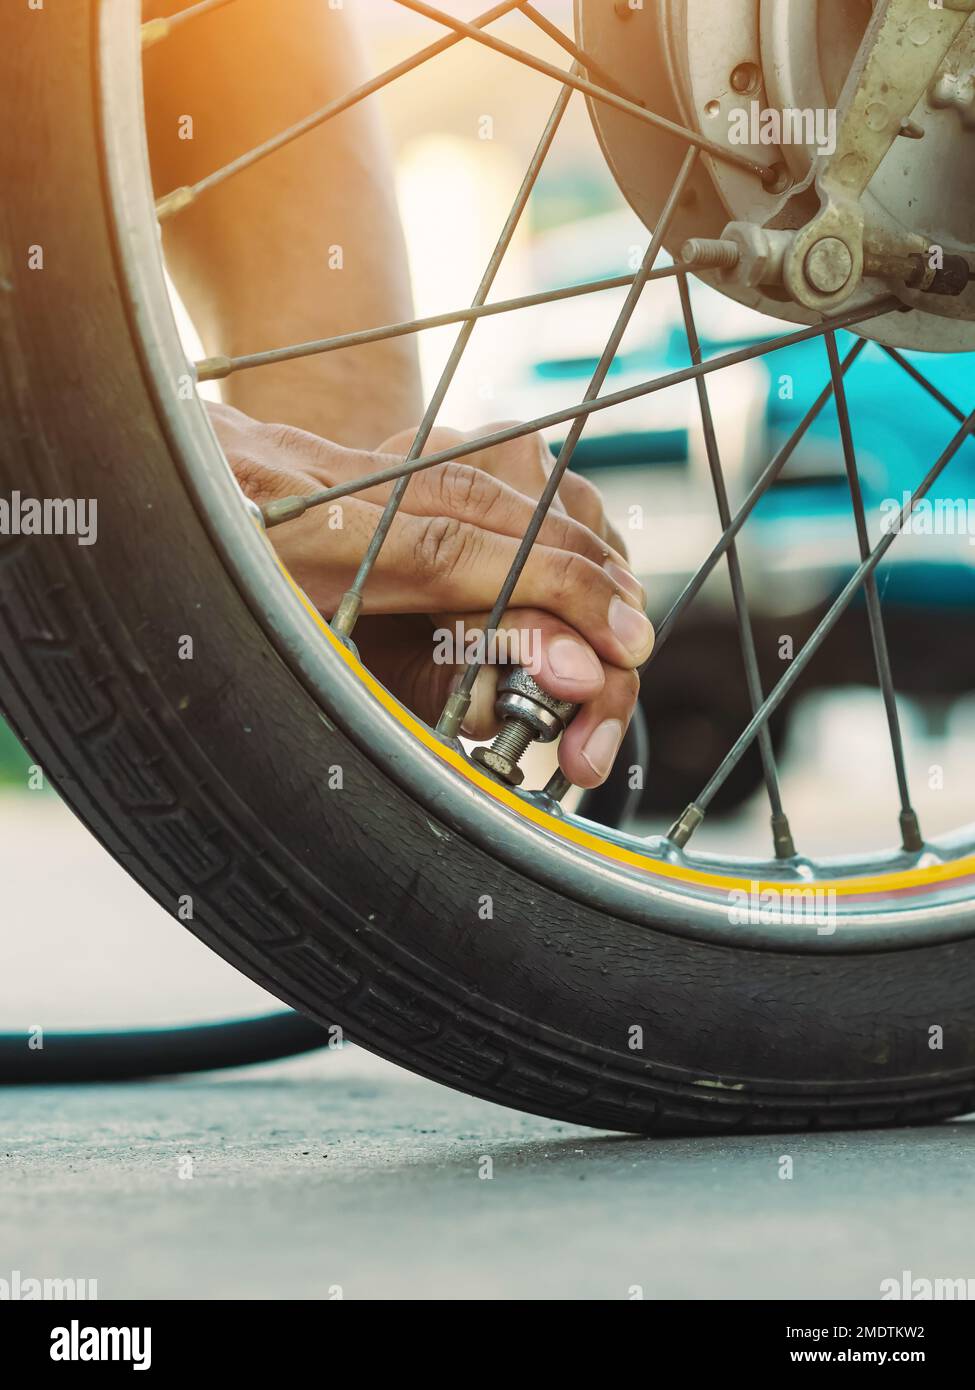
278, 425, 598, 572
557, 468, 626, 551
455, 427, 568, 514
271, 496, 654, 667
427, 608, 607, 739
558, 665, 640, 789
432, 607, 606, 707
372, 513, 655, 669
375, 425, 467, 458
246, 418, 627, 572
361, 462, 638, 583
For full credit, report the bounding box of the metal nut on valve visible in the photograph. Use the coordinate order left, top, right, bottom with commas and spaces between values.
471, 668, 577, 787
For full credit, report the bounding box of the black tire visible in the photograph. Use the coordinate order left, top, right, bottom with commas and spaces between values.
2, 0, 975, 1135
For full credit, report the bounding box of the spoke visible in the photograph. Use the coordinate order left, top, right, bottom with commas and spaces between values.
392, 0, 773, 185
437, 147, 700, 737
667, 406, 975, 848
677, 272, 795, 859
652, 339, 869, 655
518, 2, 638, 98
154, 0, 525, 219
825, 332, 922, 851
881, 345, 967, 424
330, 76, 577, 638
195, 269, 677, 382
141, 0, 240, 47
261, 302, 896, 528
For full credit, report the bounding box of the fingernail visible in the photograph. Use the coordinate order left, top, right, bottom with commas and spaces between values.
608, 594, 655, 659
581, 718, 623, 781
547, 636, 602, 684
605, 560, 645, 604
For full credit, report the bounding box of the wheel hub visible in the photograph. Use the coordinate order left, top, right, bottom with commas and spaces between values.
576, 0, 975, 350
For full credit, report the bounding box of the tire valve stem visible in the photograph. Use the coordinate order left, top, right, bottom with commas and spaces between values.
472, 669, 577, 789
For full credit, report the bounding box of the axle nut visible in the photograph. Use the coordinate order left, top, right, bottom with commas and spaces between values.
804, 237, 854, 295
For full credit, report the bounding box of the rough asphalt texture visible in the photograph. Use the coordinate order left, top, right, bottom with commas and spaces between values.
3, 1049, 975, 1301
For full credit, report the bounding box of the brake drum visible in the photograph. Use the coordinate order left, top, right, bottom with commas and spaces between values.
576, 0, 975, 351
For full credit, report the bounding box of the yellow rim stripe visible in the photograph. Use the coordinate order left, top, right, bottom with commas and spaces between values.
275, 558, 975, 903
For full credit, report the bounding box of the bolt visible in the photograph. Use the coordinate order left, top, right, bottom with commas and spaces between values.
762, 160, 792, 194
681, 237, 741, 271
730, 62, 760, 95
803, 236, 854, 295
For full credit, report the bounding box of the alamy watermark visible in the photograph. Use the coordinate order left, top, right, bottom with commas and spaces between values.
432, 620, 541, 673
728, 881, 838, 935
51, 1320, 151, 1372
0, 1268, 98, 1300
0, 491, 97, 546
728, 100, 837, 156
882, 1270, 975, 1300
880, 493, 975, 543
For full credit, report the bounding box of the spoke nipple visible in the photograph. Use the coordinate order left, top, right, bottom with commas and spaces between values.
262, 495, 309, 528
771, 813, 797, 860
330, 591, 362, 640
196, 355, 233, 383
666, 802, 705, 849
436, 690, 471, 740
680, 238, 740, 272
899, 808, 924, 854
140, 17, 170, 48
155, 186, 195, 222
543, 770, 573, 804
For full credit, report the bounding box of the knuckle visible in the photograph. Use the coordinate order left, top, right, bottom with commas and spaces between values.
440, 462, 490, 515
546, 547, 590, 607
413, 515, 472, 587
480, 420, 521, 451
560, 471, 603, 525
230, 455, 279, 509
489, 428, 543, 467
559, 514, 601, 560
264, 421, 310, 455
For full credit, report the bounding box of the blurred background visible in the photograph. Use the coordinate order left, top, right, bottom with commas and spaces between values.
2, 0, 974, 1034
